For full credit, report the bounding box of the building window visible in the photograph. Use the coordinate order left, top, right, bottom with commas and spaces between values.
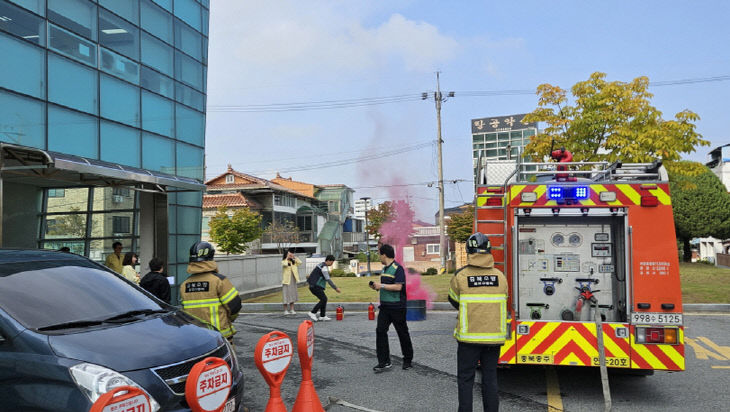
297, 215, 312, 231
48, 188, 65, 198
113, 216, 131, 233
427, 244, 440, 255
274, 194, 295, 207
225, 174, 234, 183
328, 200, 340, 213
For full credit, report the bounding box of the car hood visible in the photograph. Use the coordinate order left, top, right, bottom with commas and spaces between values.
47, 311, 223, 371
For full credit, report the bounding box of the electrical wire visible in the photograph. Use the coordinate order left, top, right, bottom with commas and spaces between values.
207, 74, 730, 113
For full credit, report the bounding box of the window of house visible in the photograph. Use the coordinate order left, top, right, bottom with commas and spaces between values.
297, 215, 312, 231
328, 200, 339, 213
113, 216, 131, 233
274, 194, 294, 207
427, 244, 440, 255
48, 189, 65, 198
225, 174, 234, 183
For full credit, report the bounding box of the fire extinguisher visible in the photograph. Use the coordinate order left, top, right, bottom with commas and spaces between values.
336, 305, 344, 321
368, 303, 375, 320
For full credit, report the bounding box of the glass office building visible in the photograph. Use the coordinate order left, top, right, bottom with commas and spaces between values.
0, 0, 209, 302
471, 113, 538, 183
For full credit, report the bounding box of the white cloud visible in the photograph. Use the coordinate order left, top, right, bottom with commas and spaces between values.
210, 2, 459, 85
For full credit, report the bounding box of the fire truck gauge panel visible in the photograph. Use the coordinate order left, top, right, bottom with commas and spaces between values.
599, 264, 614, 273
591, 243, 612, 257
551, 233, 565, 246
568, 233, 582, 246
594, 232, 610, 241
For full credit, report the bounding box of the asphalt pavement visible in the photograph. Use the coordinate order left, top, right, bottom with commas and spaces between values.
231, 310, 730, 412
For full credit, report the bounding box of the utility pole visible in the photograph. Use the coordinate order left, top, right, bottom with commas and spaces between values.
423, 72, 453, 272
360, 197, 371, 276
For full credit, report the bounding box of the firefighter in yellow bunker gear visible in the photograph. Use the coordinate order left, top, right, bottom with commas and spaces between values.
449, 232, 508, 412
180, 241, 242, 342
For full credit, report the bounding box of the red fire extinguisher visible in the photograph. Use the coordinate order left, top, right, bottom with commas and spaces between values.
368, 303, 375, 320
336, 305, 344, 321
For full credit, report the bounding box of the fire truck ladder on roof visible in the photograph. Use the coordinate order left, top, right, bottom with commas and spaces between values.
474, 184, 509, 272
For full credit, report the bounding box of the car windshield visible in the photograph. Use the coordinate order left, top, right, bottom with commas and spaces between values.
0, 260, 163, 330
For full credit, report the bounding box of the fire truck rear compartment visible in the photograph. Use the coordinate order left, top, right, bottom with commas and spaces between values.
515, 215, 628, 323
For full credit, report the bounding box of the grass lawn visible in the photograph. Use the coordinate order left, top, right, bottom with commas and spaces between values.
243, 274, 453, 303
244, 263, 730, 304
680, 262, 730, 304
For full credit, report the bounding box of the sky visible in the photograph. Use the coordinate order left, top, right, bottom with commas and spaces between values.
205, 1, 730, 221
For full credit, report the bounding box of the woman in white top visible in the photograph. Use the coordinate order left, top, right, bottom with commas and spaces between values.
122, 252, 140, 284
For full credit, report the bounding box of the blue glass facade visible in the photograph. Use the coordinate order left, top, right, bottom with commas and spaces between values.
0, 0, 208, 296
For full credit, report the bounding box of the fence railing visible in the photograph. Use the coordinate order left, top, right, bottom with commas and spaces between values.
342, 232, 366, 243
717, 253, 730, 268
261, 231, 315, 244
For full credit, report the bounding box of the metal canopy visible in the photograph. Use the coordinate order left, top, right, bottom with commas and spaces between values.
0, 143, 205, 192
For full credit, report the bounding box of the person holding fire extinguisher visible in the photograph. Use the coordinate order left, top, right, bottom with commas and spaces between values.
369, 243, 414, 372
306, 255, 341, 321
449, 232, 508, 412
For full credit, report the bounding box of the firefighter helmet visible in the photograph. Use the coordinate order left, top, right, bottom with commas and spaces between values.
189, 241, 215, 262
466, 232, 491, 254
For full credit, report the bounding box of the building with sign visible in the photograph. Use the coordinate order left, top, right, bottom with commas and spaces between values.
471, 113, 538, 183
0, 0, 210, 302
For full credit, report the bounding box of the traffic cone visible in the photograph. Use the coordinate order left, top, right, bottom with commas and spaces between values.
292, 379, 323, 412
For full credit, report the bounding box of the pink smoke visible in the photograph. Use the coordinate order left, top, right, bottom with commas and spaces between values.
379, 187, 437, 309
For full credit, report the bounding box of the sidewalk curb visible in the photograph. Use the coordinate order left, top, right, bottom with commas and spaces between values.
241, 302, 730, 313
682, 303, 730, 313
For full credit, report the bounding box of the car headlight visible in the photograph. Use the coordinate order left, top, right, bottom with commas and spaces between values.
69, 363, 160, 411
225, 339, 240, 373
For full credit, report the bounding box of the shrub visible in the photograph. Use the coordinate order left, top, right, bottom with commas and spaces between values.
330, 268, 346, 277
344, 272, 356, 277
422, 267, 438, 276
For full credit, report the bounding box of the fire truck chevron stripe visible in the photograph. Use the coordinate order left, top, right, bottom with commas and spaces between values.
650, 187, 672, 205
592, 185, 623, 206
499, 329, 516, 363
616, 184, 641, 205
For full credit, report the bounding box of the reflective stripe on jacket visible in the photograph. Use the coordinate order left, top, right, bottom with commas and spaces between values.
449, 253, 508, 344
181, 261, 242, 338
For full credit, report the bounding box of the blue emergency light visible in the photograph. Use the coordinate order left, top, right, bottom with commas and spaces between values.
548, 186, 590, 200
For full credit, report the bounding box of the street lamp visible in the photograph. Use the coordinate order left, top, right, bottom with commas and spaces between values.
360, 197, 371, 276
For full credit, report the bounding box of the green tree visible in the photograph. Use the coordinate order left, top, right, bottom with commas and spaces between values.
208, 206, 263, 255
446, 205, 475, 243
365, 201, 393, 240
668, 163, 730, 261
522, 72, 709, 163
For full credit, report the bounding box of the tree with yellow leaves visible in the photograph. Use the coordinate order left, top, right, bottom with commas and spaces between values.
522, 72, 709, 165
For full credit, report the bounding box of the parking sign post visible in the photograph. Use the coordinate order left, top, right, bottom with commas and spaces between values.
255, 331, 293, 412
292, 320, 323, 412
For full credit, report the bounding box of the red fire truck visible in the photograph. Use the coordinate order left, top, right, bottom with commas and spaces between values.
475, 155, 684, 372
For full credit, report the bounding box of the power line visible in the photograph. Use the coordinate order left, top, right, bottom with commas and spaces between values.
245, 140, 434, 175
206, 74, 730, 113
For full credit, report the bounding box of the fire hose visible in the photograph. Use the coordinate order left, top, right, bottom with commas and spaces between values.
575, 285, 612, 411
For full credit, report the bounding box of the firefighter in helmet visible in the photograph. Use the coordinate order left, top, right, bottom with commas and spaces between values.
181, 241, 242, 343
449, 232, 508, 412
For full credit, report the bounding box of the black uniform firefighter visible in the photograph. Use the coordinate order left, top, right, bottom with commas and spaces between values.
181, 241, 242, 344
449, 233, 508, 412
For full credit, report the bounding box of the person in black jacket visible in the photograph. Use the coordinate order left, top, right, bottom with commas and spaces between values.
140, 257, 171, 303
307, 255, 341, 321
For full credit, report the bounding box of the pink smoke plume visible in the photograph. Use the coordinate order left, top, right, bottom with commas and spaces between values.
379, 183, 437, 309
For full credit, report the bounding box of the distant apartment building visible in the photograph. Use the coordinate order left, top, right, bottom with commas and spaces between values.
353, 198, 373, 219
706, 144, 730, 192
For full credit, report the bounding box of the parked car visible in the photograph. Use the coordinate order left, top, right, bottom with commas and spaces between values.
0, 249, 243, 411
